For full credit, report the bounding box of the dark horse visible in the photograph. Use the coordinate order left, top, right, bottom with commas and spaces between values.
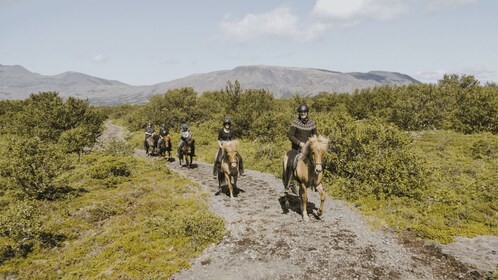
144, 133, 159, 156
158, 134, 172, 159
282, 135, 329, 221
217, 140, 240, 198
179, 131, 194, 167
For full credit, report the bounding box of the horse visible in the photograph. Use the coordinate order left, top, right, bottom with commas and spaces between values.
282, 135, 329, 221
144, 133, 159, 156
158, 134, 172, 159
218, 140, 240, 198
179, 132, 194, 167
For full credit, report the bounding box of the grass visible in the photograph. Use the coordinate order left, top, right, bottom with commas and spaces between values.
0, 152, 224, 279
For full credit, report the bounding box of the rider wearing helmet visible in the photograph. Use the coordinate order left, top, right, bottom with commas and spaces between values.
288, 104, 317, 151
284, 104, 317, 192
144, 122, 156, 153
178, 123, 195, 156
157, 123, 171, 150
213, 117, 245, 178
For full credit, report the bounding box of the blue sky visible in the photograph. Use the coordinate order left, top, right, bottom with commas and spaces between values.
1, 0, 497, 86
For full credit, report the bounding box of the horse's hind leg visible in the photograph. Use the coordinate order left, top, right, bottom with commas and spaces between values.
316, 183, 326, 217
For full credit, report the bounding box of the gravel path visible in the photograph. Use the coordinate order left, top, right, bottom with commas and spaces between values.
167, 162, 492, 280
102, 121, 497, 280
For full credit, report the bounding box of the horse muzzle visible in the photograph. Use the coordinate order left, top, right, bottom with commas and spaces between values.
314, 163, 323, 174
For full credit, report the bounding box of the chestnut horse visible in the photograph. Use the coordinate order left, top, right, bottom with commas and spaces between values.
282, 135, 329, 221
145, 133, 158, 156
179, 132, 194, 168
218, 140, 240, 198
158, 134, 172, 159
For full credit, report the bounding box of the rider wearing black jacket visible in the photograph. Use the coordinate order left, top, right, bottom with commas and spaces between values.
213, 117, 245, 178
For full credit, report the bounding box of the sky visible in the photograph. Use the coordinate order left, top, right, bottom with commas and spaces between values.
1, 0, 497, 86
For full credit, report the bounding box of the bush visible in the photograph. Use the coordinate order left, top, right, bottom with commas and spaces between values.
87, 154, 135, 188
0, 201, 63, 264
0, 137, 72, 200
323, 116, 431, 201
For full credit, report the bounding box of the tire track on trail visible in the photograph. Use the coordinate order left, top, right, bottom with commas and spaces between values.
101, 121, 491, 280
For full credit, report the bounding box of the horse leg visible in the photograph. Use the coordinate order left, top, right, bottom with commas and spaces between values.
316, 183, 326, 217
226, 173, 234, 198
300, 184, 309, 222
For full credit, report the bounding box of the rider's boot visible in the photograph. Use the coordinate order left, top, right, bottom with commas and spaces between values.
213, 162, 218, 179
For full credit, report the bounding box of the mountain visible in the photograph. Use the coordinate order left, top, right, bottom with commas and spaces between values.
0, 64, 419, 105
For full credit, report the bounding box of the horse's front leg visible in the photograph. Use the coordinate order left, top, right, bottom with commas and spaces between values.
226, 173, 234, 198
300, 184, 309, 222
316, 183, 326, 217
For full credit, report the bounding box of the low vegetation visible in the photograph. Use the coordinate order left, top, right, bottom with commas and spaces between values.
0, 75, 496, 277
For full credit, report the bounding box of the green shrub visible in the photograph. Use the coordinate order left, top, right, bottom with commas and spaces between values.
323, 116, 431, 201
0, 137, 72, 200
0, 201, 63, 264
87, 154, 135, 188
469, 136, 498, 159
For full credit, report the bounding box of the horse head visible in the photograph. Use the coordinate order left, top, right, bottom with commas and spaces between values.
302, 135, 329, 174
222, 140, 239, 169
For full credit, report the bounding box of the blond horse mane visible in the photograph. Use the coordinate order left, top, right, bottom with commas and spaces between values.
299, 135, 329, 160
222, 140, 239, 155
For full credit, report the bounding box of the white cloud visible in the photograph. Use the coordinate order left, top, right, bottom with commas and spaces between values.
218, 0, 480, 42
425, 0, 479, 13
311, 0, 409, 26
91, 55, 108, 63
414, 70, 447, 83
460, 65, 497, 83
219, 6, 327, 43
414, 65, 497, 84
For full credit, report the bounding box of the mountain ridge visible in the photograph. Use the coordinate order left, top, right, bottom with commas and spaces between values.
0, 64, 419, 105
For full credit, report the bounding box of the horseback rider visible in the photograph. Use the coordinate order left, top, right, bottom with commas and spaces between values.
144, 122, 156, 153
288, 104, 317, 151
177, 122, 195, 157
285, 104, 317, 191
213, 117, 245, 178
157, 123, 171, 150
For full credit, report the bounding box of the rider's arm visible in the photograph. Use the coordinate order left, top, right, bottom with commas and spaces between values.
287, 125, 301, 146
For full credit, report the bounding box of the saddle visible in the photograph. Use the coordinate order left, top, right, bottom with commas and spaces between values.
286, 149, 301, 172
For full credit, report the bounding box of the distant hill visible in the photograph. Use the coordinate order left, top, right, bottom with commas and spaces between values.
0, 64, 419, 105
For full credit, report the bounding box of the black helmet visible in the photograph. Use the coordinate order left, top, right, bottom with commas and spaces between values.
181, 123, 188, 130
297, 104, 309, 113
223, 117, 231, 125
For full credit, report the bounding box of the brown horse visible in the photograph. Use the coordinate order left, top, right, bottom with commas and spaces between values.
218, 140, 240, 198
179, 132, 194, 168
158, 134, 172, 159
282, 135, 329, 221
145, 133, 159, 156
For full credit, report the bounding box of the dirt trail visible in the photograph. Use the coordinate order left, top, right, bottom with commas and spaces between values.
103, 121, 496, 280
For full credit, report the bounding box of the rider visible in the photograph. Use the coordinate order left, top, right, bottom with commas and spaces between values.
213, 117, 245, 178
144, 122, 156, 153
157, 123, 171, 150
285, 104, 317, 190
177, 122, 195, 157
288, 104, 317, 151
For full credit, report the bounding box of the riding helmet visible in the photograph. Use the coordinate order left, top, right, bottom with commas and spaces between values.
223, 117, 231, 125
297, 104, 309, 113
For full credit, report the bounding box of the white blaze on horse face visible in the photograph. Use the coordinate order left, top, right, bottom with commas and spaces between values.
312, 150, 324, 173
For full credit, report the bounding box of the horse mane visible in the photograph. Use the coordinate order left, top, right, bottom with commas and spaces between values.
222, 140, 239, 155
300, 135, 329, 159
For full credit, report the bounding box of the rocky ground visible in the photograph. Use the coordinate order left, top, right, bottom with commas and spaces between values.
102, 121, 497, 280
